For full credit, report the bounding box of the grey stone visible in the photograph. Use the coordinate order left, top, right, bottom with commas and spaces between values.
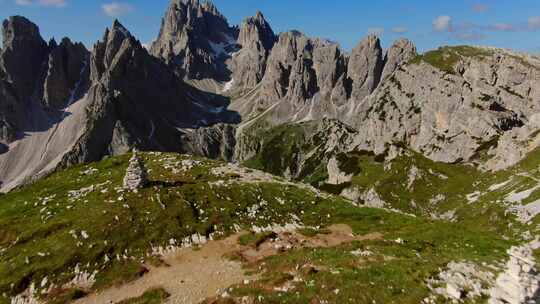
229, 11, 275, 92
123, 150, 148, 191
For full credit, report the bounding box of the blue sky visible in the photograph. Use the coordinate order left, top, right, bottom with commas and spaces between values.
1, 0, 540, 53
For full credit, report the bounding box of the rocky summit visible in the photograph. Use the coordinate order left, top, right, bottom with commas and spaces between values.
0, 1, 539, 304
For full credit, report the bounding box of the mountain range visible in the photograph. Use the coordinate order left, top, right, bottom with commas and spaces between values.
0, 1, 539, 303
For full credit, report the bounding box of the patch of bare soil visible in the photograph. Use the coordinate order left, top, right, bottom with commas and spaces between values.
74, 225, 381, 304
74, 234, 254, 304
238, 224, 382, 263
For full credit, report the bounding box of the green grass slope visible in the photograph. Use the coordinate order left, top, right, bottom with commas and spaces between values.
0, 150, 532, 303
243, 122, 539, 238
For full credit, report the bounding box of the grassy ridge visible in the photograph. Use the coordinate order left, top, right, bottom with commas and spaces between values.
0, 148, 535, 303
0, 152, 352, 302
243, 122, 539, 237
225, 195, 513, 304
409, 46, 493, 74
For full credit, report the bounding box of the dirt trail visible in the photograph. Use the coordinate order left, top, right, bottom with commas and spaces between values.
74, 234, 254, 304
74, 225, 381, 304
240, 224, 383, 263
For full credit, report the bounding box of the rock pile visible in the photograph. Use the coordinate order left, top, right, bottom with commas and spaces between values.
122, 151, 148, 191
489, 242, 540, 304
428, 261, 494, 302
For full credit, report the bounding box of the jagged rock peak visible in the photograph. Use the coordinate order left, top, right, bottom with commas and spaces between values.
1, 16, 46, 48
1, 15, 48, 100
48, 37, 57, 48
176, 0, 222, 16
238, 11, 275, 50
347, 34, 384, 101
150, 0, 234, 79
381, 38, 417, 81
229, 10, 276, 90
199, 0, 223, 18
43, 36, 89, 109
356, 34, 382, 49
90, 19, 140, 82
154, 0, 230, 42
390, 38, 416, 51
109, 19, 134, 41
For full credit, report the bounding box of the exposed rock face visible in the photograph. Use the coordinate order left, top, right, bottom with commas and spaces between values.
346, 47, 540, 164
327, 156, 353, 185
340, 186, 362, 202
380, 38, 417, 82
259, 31, 317, 102
230, 12, 276, 91
347, 35, 384, 102
0, 74, 21, 144
0, 18, 238, 191
182, 123, 236, 160
237, 11, 275, 54
489, 241, 540, 304
0, 16, 90, 145
360, 188, 386, 208
43, 38, 89, 109
235, 118, 358, 181
232, 31, 349, 123
1, 16, 48, 101
150, 0, 237, 80
428, 261, 494, 302
64, 20, 238, 165
123, 150, 148, 191
231, 34, 414, 142
0, 16, 48, 143
485, 113, 540, 171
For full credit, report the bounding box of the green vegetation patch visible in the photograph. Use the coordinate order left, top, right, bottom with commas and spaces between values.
239, 231, 277, 247
410, 46, 493, 74
225, 196, 512, 304
117, 287, 170, 304
0, 152, 359, 301
243, 122, 309, 176
1, 145, 539, 303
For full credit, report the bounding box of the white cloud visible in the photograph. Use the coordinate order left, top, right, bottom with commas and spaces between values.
367, 27, 384, 36
528, 16, 540, 30
15, 0, 66, 7
391, 26, 408, 34
102, 2, 134, 17
433, 15, 452, 32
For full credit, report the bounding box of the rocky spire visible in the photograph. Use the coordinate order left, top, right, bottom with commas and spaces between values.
1, 16, 48, 101
380, 38, 417, 82
90, 19, 136, 82
43, 37, 89, 109
0, 16, 90, 144
262, 31, 313, 97
150, 0, 235, 80
123, 149, 148, 191
230, 11, 276, 90
347, 35, 384, 102
237, 11, 275, 51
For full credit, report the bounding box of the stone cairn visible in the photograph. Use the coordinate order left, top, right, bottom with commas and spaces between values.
123, 149, 148, 191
